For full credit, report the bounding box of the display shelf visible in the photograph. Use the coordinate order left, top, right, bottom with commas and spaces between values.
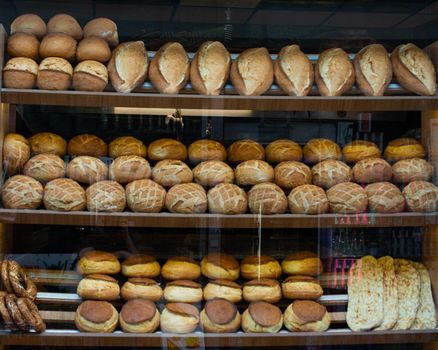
1, 209, 436, 228
2, 88, 438, 111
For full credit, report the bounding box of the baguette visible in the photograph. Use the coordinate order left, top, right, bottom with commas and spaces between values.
411, 262, 436, 330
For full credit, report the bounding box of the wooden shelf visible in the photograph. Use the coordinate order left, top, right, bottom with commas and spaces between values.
2, 89, 438, 111
0, 209, 436, 228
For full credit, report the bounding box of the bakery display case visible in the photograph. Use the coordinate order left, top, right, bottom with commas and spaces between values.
0, 0, 437, 349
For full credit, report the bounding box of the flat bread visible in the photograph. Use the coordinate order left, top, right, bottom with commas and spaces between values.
411, 262, 437, 330
393, 259, 420, 330
346, 256, 383, 331
374, 256, 398, 330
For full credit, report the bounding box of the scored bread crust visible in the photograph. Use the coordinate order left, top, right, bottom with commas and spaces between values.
411, 262, 437, 330
354, 44, 392, 96
288, 184, 329, 215
191, 41, 231, 95
274, 44, 314, 96
392, 158, 433, 183
391, 43, 436, 96
24, 149, 66, 184
149, 42, 189, 94
316, 48, 355, 96
364, 182, 405, 214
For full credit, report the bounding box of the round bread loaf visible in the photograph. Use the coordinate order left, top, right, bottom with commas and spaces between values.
2, 133, 30, 175
203, 279, 242, 303
284, 300, 331, 332
76, 37, 111, 63
3, 57, 38, 89
303, 138, 341, 164
392, 158, 433, 183
47, 14, 82, 41
241, 255, 282, 280
161, 256, 200, 281
235, 160, 274, 186
119, 299, 160, 333
243, 279, 282, 303
121, 278, 163, 301
165, 183, 207, 214
68, 134, 107, 157
403, 180, 438, 213
274, 161, 312, 190
201, 252, 240, 281
66, 156, 108, 184
23, 154, 65, 183
201, 298, 241, 333
207, 183, 247, 215
125, 179, 166, 213
83, 18, 118, 47
7, 33, 39, 60
365, 182, 405, 213
109, 136, 147, 158
242, 301, 283, 333
148, 138, 187, 162
160, 302, 199, 334
152, 159, 193, 187
37, 57, 73, 90
163, 280, 203, 303
352, 157, 392, 184
2, 175, 43, 209
11, 14, 47, 39
28, 132, 67, 156
72, 60, 108, 92
77, 274, 119, 301
43, 178, 86, 211
188, 139, 226, 164
281, 275, 323, 300
342, 140, 381, 163
384, 138, 426, 162
77, 250, 121, 275
193, 160, 234, 187
326, 182, 368, 214
39, 33, 77, 61
288, 184, 329, 214
86, 180, 126, 212
248, 182, 288, 215
122, 255, 160, 278
266, 139, 302, 163
227, 139, 265, 163
312, 159, 352, 189
109, 155, 151, 184
74, 300, 118, 333
282, 251, 323, 276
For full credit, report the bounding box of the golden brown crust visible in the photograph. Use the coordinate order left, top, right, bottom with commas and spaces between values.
83, 273, 117, 282
235, 160, 274, 186
123, 254, 156, 266
77, 37, 111, 63
11, 14, 47, 39
326, 182, 368, 214
266, 139, 303, 164
193, 161, 234, 187
125, 179, 166, 213
83, 17, 118, 47
151, 159, 193, 187
384, 138, 426, 162
161, 256, 201, 281
208, 279, 241, 289
165, 302, 199, 318
66, 156, 108, 184
248, 301, 282, 327
205, 298, 237, 324
188, 139, 227, 164
39, 33, 77, 61
165, 183, 207, 214
284, 251, 317, 261
365, 182, 405, 213
247, 182, 288, 215
148, 138, 187, 162
3, 133, 31, 175
292, 300, 326, 322
311, 159, 352, 189
120, 278, 163, 301
167, 280, 201, 288
275, 161, 312, 190
108, 155, 151, 184
403, 180, 438, 213
23, 154, 66, 183
392, 158, 433, 183
127, 277, 159, 285
86, 180, 126, 212
109, 136, 147, 158
207, 183, 247, 215
244, 278, 280, 287
121, 299, 156, 324
227, 139, 265, 163
77, 250, 121, 275
82, 251, 118, 262
282, 275, 324, 300
28, 132, 67, 157
79, 300, 114, 323
204, 252, 239, 270
37, 57, 73, 90
1, 175, 43, 209
47, 14, 82, 41
303, 138, 341, 164
72, 61, 108, 92
7, 33, 40, 60
342, 140, 381, 163
241, 255, 277, 265
288, 184, 329, 215
67, 134, 108, 157
352, 158, 392, 184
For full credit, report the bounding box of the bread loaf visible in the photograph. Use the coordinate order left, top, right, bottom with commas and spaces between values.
208, 183, 247, 215
227, 139, 265, 163
274, 161, 312, 190
11, 14, 46, 39
288, 184, 329, 214
365, 182, 405, 213
282, 251, 323, 276
148, 138, 187, 161
243, 279, 282, 303
391, 43, 436, 96
190, 41, 231, 95
165, 183, 207, 214
66, 156, 108, 184
411, 262, 437, 330
151, 159, 193, 187
86, 180, 126, 212
342, 140, 381, 163
392, 158, 433, 183
109, 156, 151, 184
311, 159, 352, 189
352, 158, 392, 183
108, 41, 148, 93
3, 57, 38, 89
402, 180, 438, 212
281, 276, 323, 300
242, 301, 283, 333
384, 138, 426, 163
241, 256, 282, 280
188, 139, 226, 164
43, 178, 86, 211
28, 132, 67, 157
230, 48, 273, 96
326, 182, 368, 214
274, 45, 313, 96
37, 57, 73, 90
7, 33, 40, 60
73, 60, 108, 92
235, 160, 274, 186
125, 179, 166, 213
149, 42, 189, 94
354, 44, 392, 96
68, 134, 107, 157
2, 175, 43, 209
23, 154, 66, 183
193, 160, 234, 187
83, 18, 118, 47
315, 48, 355, 96
76, 37, 111, 63
284, 300, 331, 332
3, 133, 30, 175
303, 138, 341, 164
39, 33, 77, 61
109, 136, 146, 158
248, 183, 288, 215
47, 14, 82, 40
265, 139, 302, 163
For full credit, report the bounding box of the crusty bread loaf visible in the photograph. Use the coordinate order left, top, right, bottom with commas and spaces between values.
326, 182, 368, 214
86, 180, 126, 212
247, 183, 288, 215
28, 132, 67, 157
7, 33, 40, 60
303, 138, 341, 164
148, 138, 187, 162
315, 48, 355, 96
227, 139, 265, 163
67, 156, 108, 184
165, 183, 207, 214
11, 14, 46, 39
384, 138, 426, 163
125, 179, 166, 213
108, 136, 147, 158
193, 160, 234, 187
274, 161, 312, 190
151, 159, 193, 187
68, 134, 107, 157
23, 154, 66, 183
208, 183, 247, 215
288, 184, 329, 215
352, 158, 392, 184
37, 57, 73, 90
3, 57, 38, 89
392, 158, 433, 183
3, 133, 30, 175
235, 160, 274, 186
39, 33, 77, 61
411, 262, 437, 330
190, 41, 231, 95
391, 43, 436, 96
354, 44, 392, 96
346, 256, 383, 331
274, 45, 313, 96
73, 60, 108, 92
365, 182, 405, 213
2, 175, 43, 209
83, 18, 118, 47
402, 180, 438, 212
311, 159, 352, 189
109, 155, 151, 184
284, 300, 331, 332
149, 42, 189, 94
265, 139, 302, 163
188, 139, 226, 164
230, 48, 273, 96
47, 13, 82, 40
108, 41, 148, 93
43, 178, 86, 211
76, 37, 111, 63
342, 140, 381, 163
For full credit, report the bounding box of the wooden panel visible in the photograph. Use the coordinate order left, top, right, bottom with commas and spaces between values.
0, 209, 437, 228
0, 25, 6, 89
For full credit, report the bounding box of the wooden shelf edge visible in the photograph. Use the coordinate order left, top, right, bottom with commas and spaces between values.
2, 89, 438, 111
0, 209, 436, 228
0, 329, 436, 347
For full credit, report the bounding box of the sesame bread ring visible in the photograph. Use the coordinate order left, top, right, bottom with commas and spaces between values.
1, 261, 13, 293
8, 260, 37, 300
24, 298, 45, 333
0, 294, 16, 330
17, 297, 46, 333
5, 294, 27, 331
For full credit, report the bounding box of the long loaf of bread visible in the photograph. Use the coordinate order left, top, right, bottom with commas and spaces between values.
411, 262, 437, 330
